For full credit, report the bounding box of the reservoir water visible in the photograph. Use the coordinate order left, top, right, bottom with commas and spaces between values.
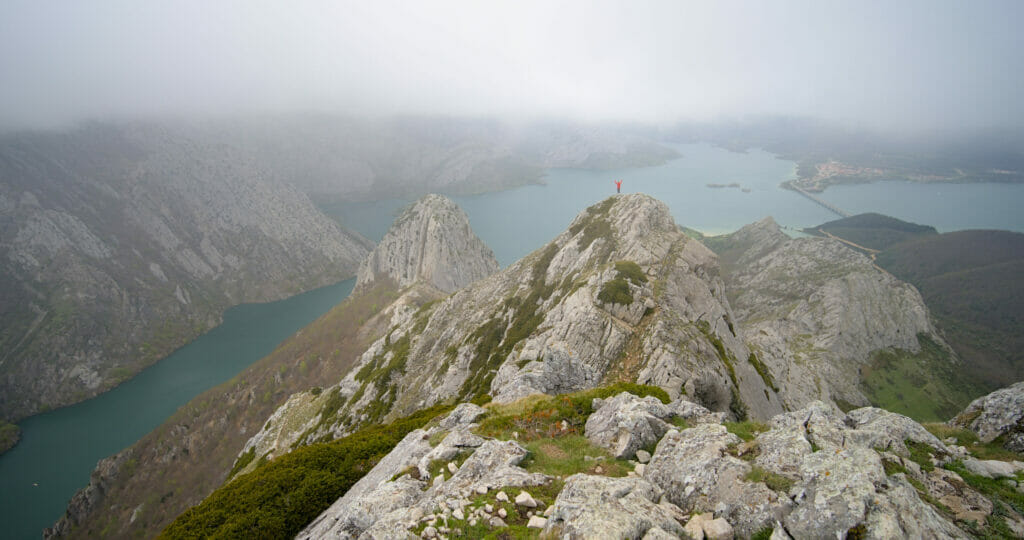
7, 142, 1024, 538
0, 279, 354, 539
330, 144, 1024, 268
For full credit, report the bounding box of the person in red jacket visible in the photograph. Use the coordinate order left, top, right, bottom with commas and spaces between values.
614, 179, 623, 193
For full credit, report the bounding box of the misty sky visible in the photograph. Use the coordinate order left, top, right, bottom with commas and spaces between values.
1, 0, 1021, 132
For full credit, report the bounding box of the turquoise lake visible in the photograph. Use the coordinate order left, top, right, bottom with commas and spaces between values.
5, 142, 1024, 538
0, 279, 354, 539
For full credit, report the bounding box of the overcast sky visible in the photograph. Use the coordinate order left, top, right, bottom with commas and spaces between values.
1, 0, 1021, 132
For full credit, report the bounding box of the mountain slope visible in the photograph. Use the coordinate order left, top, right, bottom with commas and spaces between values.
807, 213, 1024, 394
704, 217, 971, 420
0, 123, 371, 421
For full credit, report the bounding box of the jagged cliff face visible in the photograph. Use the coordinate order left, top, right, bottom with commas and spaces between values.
711, 217, 949, 410
241, 195, 785, 463
356, 194, 499, 294
0, 124, 371, 420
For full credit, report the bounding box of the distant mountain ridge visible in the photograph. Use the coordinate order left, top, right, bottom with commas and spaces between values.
0, 123, 372, 422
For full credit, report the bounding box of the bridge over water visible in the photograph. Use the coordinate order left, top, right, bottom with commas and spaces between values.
786, 183, 851, 218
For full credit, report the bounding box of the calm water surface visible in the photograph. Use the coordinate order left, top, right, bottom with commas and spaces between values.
0, 279, 354, 539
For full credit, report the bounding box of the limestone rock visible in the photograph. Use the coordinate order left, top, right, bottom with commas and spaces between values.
542, 474, 687, 539
584, 392, 674, 459
962, 458, 1017, 479
355, 194, 498, 294
702, 517, 734, 540
644, 424, 787, 537
921, 468, 992, 524
950, 381, 1024, 451
783, 446, 886, 538
526, 515, 547, 528
846, 407, 951, 455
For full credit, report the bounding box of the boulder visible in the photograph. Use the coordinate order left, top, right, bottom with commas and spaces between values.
584, 392, 675, 459
542, 474, 687, 539
644, 424, 788, 537
703, 517, 734, 540
950, 381, 1024, 451
846, 407, 950, 455
783, 446, 886, 538
963, 458, 1017, 479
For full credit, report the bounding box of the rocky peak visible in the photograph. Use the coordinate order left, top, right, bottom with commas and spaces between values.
355, 194, 499, 293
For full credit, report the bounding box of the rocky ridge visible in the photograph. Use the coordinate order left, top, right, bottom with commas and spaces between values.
0, 124, 372, 421
355, 194, 499, 294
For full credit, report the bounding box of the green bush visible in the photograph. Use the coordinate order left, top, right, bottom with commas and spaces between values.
613, 260, 647, 285
597, 278, 633, 305
160, 403, 454, 539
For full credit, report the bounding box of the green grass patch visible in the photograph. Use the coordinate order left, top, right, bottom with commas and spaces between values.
520, 435, 631, 477
745, 465, 794, 493
613, 261, 647, 285
904, 440, 938, 472
160, 403, 454, 539
747, 352, 778, 392
724, 420, 769, 442
597, 278, 633, 305
598, 260, 648, 306
924, 423, 1024, 461
860, 333, 985, 422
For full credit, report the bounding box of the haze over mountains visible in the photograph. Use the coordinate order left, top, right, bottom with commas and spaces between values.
1, 1, 1023, 538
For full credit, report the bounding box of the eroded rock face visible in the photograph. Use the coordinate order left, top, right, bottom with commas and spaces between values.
950, 381, 1024, 451
355, 194, 499, 294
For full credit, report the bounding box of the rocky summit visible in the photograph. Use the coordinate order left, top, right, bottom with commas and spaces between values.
356, 194, 499, 294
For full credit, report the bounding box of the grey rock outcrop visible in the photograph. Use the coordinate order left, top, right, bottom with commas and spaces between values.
584, 392, 717, 459
950, 381, 1024, 452
298, 406, 550, 540
44, 449, 135, 539
355, 194, 498, 293
644, 424, 788, 537
541, 474, 688, 538
641, 401, 971, 539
